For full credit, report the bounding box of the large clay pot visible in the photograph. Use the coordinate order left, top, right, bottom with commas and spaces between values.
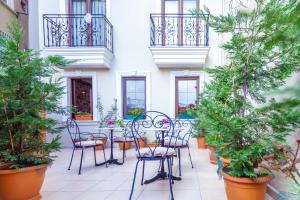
196, 137, 206, 149
220, 157, 231, 167
118, 141, 132, 150
208, 146, 217, 164
0, 164, 47, 200
221, 171, 272, 200
137, 138, 147, 148
94, 137, 107, 151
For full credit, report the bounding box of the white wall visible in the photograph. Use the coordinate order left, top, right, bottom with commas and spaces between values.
29, 0, 227, 147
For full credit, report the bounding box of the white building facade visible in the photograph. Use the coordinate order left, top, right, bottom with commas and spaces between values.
28, 0, 230, 147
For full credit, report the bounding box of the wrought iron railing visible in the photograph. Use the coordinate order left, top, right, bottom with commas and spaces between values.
43, 14, 113, 52
150, 14, 209, 47
0, 30, 10, 49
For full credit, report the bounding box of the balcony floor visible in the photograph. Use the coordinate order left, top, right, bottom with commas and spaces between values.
41, 142, 273, 200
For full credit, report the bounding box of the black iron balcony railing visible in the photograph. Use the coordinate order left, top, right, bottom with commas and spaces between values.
43, 14, 113, 52
150, 14, 209, 47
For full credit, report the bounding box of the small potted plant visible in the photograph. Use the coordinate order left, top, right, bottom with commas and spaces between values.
74, 111, 93, 121
137, 132, 147, 148
147, 139, 159, 148
0, 20, 69, 200
124, 108, 144, 120
118, 131, 132, 150
178, 105, 194, 119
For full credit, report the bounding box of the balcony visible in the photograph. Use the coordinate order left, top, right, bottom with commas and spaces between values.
149, 14, 210, 68
42, 14, 114, 69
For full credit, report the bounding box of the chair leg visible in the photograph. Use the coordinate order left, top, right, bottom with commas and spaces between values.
141, 160, 145, 185
187, 146, 194, 168
78, 148, 84, 175
178, 148, 182, 176
129, 160, 140, 200
68, 148, 75, 170
102, 147, 108, 168
122, 142, 126, 163
167, 158, 175, 200
93, 147, 97, 166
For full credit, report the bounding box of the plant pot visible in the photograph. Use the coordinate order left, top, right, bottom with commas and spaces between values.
220, 157, 231, 167
178, 114, 193, 119
196, 137, 206, 149
118, 141, 132, 150
75, 115, 93, 121
0, 164, 47, 200
147, 143, 159, 148
0, 162, 12, 170
137, 138, 147, 148
124, 115, 146, 120
221, 171, 272, 200
208, 146, 217, 164
94, 137, 107, 151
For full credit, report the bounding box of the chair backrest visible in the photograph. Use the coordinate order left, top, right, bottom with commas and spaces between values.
66, 118, 81, 147
172, 119, 194, 146
131, 111, 178, 158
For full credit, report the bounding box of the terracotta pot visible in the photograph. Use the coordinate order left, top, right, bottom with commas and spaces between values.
0, 164, 47, 200
137, 138, 147, 148
75, 115, 93, 121
196, 137, 206, 149
147, 143, 159, 148
0, 163, 12, 170
221, 171, 272, 200
208, 146, 217, 165
118, 141, 132, 150
220, 157, 231, 167
94, 138, 107, 151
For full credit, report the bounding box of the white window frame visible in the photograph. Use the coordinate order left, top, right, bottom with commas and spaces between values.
116, 71, 151, 119
170, 70, 205, 118
62, 71, 98, 121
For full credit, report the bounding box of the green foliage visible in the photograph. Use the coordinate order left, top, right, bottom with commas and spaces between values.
128, 108, 143, 116
0, 19, 70, 168
193, 0, 300, 178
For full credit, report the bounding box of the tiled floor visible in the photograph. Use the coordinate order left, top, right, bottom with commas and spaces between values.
41, 141, 272, 200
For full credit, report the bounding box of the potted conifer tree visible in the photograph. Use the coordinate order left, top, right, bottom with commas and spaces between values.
0, 20, 69, 200
194, 0, 300, 199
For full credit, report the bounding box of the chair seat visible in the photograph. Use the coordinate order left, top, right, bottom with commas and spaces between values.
75, 140, 102, 147
114, 137, 133, 143
164, 138, 188, 147
138, 147, 176, 158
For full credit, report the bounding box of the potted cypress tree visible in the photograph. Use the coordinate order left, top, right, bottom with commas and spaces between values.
194, 0, 300, 199
0, 20, 69, 200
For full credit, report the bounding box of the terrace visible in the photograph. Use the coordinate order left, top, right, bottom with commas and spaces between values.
40, 142, 273, 200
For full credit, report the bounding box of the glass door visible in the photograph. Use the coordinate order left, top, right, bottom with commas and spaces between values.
162, 0, 199, 45
175, 77, 199, 118
69, 0, 106, 46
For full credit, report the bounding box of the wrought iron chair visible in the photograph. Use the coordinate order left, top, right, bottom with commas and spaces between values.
167, 119, 194, 176
113, 121, 134, 164
129, 111, 179, 200
66, 118, 107, 175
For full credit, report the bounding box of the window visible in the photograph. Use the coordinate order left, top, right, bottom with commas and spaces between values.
122, 77, 146, 119
175, 77, 199, 118
70, 78, 93, 120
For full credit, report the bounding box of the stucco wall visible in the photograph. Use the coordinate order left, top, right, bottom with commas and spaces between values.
0, 1, 15, 33
30, 0, 226, 147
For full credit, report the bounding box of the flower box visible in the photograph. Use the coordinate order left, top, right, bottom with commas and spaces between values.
74, 114, 93, 121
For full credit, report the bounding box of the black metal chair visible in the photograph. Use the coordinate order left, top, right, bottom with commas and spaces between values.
113, 121, 134, 164
129, 111, 179, 200
167, 119, 194, 176
66, 118, 107, 175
